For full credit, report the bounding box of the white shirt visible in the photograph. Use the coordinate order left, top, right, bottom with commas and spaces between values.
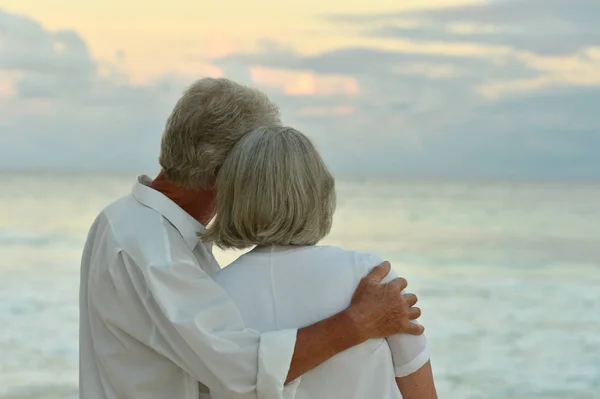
79, 176, 298, 399
212, 245, 431, 399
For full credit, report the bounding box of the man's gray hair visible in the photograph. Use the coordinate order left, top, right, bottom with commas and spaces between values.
159, 77, 281, 189
200, 126, 336, 249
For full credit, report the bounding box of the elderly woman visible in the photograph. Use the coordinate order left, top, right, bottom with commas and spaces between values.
203, 126, 437, 399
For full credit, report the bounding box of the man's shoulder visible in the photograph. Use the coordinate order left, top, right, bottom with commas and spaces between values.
94, 194, 183, 259
102, 194, 152, 221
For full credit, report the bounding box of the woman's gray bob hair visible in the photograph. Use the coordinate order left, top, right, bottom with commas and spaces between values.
200, 126, 336, 249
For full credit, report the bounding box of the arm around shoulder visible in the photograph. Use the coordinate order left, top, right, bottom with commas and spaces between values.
99, 250, 298, 399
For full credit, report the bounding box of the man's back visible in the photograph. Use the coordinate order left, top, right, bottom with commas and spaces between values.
213, 245, 430, 399
79, 177, 219, 399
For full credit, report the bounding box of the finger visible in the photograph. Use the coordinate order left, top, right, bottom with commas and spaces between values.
364, 261, 391, 283
402, 293, 418, 307
404, 322, 425, 335
388, 276, 408, 292
407, 306, 422, 320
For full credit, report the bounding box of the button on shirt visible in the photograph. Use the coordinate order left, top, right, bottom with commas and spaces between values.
79, 176, 298, 399
212, 245, 431, 399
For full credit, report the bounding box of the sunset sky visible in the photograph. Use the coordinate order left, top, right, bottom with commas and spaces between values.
1, 0, 599, 179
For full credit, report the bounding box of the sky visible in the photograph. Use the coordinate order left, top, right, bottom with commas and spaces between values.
1, 0, 599, 180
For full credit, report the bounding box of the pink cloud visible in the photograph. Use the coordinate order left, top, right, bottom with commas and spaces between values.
250, 67, 359, 96
299, 105, 356, 116
0, 74, 17, 98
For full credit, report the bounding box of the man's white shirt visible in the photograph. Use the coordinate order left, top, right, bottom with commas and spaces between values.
79, 175, 298, 399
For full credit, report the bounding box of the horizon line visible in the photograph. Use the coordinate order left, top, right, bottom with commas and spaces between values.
1, 168, 599, 184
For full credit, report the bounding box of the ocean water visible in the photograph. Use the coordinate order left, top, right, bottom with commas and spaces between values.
1, 172, 599, 399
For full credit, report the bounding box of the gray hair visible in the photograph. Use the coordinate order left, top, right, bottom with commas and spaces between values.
200, 126, 336, 249
158, 77, 281, 189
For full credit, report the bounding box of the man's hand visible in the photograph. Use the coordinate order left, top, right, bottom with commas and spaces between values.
286, 261, 423, 383
346, 261, 423, 341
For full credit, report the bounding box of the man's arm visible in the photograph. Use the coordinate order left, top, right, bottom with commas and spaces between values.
287, 261, 423, 382
95, 252, 420, 398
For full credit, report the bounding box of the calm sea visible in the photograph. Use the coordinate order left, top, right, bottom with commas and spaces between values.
1, 172, 599, 399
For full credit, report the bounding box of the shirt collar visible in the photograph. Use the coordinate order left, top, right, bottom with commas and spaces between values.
132, 175, 204, 250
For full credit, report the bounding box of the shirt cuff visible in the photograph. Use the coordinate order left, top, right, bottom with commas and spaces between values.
394, 344, 432, 377
257, 329, 301, 399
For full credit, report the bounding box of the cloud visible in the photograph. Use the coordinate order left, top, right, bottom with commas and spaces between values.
215, 39, 524, 77
331, 0, 600, 55
210, 30, 600, 179
0, 9, 187, 171
1, 8, 599, 180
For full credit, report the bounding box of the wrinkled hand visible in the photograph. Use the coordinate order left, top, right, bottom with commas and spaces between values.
348, 261, 423, 339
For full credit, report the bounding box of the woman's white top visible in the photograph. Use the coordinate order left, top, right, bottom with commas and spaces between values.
212, 245, 431, 399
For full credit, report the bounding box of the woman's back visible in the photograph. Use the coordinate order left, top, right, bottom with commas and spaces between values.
213, 245, 430, 399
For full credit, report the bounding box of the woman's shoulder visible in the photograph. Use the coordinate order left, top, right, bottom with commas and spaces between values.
310, 245, 385, 275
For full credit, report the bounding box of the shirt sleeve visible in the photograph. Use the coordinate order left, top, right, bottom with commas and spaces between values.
97, 249, 299, 399
357, 252, 432, 378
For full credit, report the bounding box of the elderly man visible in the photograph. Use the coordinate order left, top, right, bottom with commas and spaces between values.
79, 78, 424, 399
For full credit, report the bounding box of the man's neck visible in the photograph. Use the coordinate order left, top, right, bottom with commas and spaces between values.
150, 172, 215, 226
